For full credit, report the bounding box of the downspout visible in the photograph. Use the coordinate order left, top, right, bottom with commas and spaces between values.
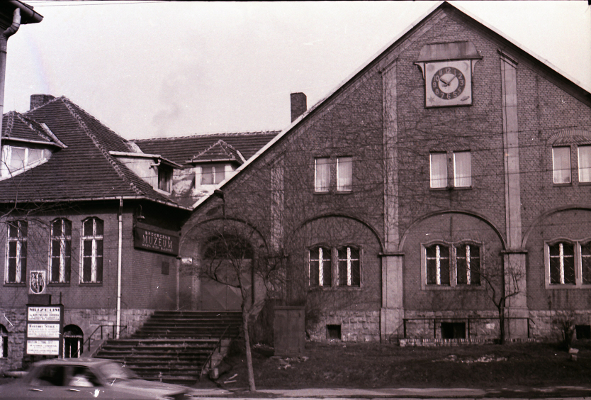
116, 198, 123, 338
0, 8, 21, 146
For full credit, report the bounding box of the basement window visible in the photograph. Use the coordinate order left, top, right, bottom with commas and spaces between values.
575, 325, 591, 340
326, 325, 341, 340
441, 322, 466, 339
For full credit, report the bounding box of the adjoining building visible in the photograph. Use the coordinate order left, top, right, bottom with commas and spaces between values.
178, 2, 591, 344
0, 94, 277, 370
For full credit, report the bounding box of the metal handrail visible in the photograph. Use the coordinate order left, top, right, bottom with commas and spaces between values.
199, 324, 232, 379
74, 324, 128, 357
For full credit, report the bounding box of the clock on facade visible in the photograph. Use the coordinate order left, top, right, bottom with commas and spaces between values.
424, 60, 472, 107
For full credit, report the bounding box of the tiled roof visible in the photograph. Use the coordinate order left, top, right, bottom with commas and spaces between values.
2, 111, 64, 147
189, 140, 245, 164
0, 96, 181, 207
133, 131, 279, 166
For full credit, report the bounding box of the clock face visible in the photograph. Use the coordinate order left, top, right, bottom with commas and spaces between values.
424, 61, 472, 107
431, 67, 466, 100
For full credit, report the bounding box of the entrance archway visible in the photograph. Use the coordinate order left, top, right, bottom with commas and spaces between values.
63, 325, 83, 358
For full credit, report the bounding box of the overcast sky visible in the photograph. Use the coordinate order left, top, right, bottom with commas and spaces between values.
4, 1, 591, 140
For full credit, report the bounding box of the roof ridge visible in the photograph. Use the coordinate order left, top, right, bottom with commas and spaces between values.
133, 130, 281, 143
60, 98, 144, 197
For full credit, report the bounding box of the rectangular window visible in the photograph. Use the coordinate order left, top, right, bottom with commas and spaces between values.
81, 218, 103, 283
314, 158, 330, 192
553, 147, 571, 184
309, 247, 331, 286
549, 242, 575, 284
336, 157, 352, 192
453, 151, 471, 187
581, 243, 591, 284
201, 166, 225, 185
430, 153, 447, 188
158, 167, 172, 192
578, 146, 591, 183
50, 219, 71, 283
337, 247, 360, 287
5, 221, 27, 283
426, 244, 450, 285
455, 244, 480, 285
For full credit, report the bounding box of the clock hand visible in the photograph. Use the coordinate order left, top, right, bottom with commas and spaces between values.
439, 77, 450, 86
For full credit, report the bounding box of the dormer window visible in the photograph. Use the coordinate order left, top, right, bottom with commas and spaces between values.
158, 166, 173, 193
201, 165, 226, 185
1, 145, 48, 178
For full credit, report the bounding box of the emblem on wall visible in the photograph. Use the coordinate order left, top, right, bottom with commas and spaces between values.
29, 270, 47, 294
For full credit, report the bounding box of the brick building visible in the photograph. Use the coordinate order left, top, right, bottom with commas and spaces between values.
179, 2, 591, 343
0, 94, 275, 370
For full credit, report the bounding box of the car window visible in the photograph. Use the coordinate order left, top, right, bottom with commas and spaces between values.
68, 366, 101, 387
32, 365, 67, 386
97, 362, 138, 381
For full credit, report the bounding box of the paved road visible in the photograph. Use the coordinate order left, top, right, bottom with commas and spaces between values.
187, 386, 591, 399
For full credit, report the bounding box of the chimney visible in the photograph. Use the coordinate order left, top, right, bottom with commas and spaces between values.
30, 94, 55, 110
290, 92, 307, 122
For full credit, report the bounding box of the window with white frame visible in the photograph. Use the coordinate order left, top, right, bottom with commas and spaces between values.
430, 153, 447, 188
424, 242, 482, 287
309, 245, 362, 288
453, 151, 471, 187
314, 158, 330, 192
578, 145, 591, 183
0, 145, 45, 178
337, 246, 360, 287
5, 220, 27, 284
50, 219, 71, 283
81, 218, 103, 283
552, 147, 571, 184
545, 240, 591, 287
337, 157, 352, 192
309, 246, 331, 287
201, 165, 226, 185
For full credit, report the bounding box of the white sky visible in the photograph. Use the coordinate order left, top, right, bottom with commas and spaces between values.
4, 1, 591, 140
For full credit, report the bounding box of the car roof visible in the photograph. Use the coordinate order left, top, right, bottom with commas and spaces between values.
31, 357, 114, 368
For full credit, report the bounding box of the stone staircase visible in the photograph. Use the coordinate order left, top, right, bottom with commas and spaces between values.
94, 311, 242, 385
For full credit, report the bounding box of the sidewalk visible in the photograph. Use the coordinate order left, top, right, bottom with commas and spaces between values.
188, 386, 591, 399
190, 386, 591, 400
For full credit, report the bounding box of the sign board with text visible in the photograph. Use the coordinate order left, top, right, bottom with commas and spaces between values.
25, 304, 63, 357
134, 225, 179, 256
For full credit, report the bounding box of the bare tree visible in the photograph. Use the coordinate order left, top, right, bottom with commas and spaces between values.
197, 221, 284, 392
479, 260, 525, 344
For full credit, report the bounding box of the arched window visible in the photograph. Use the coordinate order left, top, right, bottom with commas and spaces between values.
63, 325, 83, 358
0, 324, 7, 358
81, 217, 103, 283
309, 246, 332, 287
50, 219, 71, 283
203, 235, 253, 260
455, 243, 480, 285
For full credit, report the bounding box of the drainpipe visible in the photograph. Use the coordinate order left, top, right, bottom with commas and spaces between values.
116, 198, 123, 338
0, 8, 21, 147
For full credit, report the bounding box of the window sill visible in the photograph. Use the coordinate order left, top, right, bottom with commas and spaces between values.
545, 283, 591, 289
429, 186, 472, 191
552, 183, 572, 187
48, 283, 70, 287
79, 283, 103, 287
421, 284, 483, 291
3, 283, 26, 287
308, 286, 362, 291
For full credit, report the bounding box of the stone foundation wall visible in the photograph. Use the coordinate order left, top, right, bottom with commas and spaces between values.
0, 308, 154, 373
402, 311, 500, 340
529, 310, 591, 341
307, 310, 380, 342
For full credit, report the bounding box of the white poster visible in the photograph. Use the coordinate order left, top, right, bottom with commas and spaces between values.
27, 323, 60, 338
27, 307, 61, 322
27, 340, 60, 355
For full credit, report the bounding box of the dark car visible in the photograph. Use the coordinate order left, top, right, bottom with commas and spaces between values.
0, 358, 190, 399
